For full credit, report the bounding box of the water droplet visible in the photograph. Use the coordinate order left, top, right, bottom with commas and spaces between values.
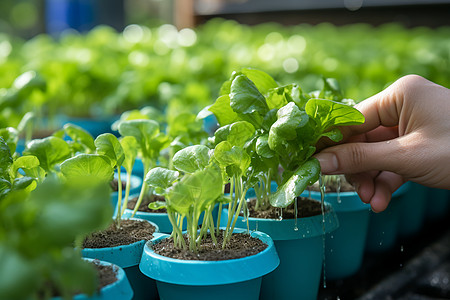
400, 245, 404, 252
399, 263, 403, 267
330, 235, 334, 239
379, 242, 383, 246
337, 175, 342, 204
293, 226, 299, 231
386, 141, 391, 144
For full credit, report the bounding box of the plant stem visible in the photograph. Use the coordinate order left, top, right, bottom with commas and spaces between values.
216, 202, 223, 235
224, 177, 236, 238
167, 211, 186, 249
120, 172, 132, 216
208, 209, 217, 246
115, 168, 123, 227
131, 183, 148, 217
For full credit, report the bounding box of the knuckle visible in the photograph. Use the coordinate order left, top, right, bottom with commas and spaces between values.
341, 144, 367, 171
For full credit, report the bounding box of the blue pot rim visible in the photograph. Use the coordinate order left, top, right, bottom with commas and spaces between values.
301, 191, 370, 212
139, 228, 280, 285
222, 200, 339, 240
81, 218, 160, 268
53, 258, 133, 300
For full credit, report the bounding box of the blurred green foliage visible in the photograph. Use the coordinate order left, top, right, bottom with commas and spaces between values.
0, 19, 449, 131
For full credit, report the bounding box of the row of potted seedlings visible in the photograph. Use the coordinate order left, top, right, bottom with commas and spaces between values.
14, 68, 444, 299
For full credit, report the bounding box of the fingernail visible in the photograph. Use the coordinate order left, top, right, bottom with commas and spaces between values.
314, 152, 339, 174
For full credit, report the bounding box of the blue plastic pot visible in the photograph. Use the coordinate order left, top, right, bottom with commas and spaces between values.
82, 219, 160, 300
62, 116, 117, 138
139, 229, 279, 300
303, 190, 371, 280
52, 259, 133, 300
365, 182, 410, 253
398, 182, 425, 238
425, 187, 449, 221
221, 198, 339, 300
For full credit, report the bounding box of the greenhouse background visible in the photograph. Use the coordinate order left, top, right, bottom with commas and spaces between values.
1, 1, 450, 300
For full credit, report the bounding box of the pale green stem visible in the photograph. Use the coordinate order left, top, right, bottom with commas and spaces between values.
208, 209, 217, 246
224, 177, 236, 238
115, 168, 123, 226
120, 172, 132, 216
168, 211, 186, 249
131, 184, 149, 217
216, 202, 223, 235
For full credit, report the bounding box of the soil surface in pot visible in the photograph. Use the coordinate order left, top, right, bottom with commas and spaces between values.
308, 175, 355, 193
92, 259, 118, 289
83, 219, 155, 248
153, 231, 267, 261
43, 260, 118, 298
246, 197, 327, 219
127, 194, 166, 213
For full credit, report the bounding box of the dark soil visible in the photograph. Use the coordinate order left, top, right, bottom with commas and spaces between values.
110, 178, 126, 192
153, 231, 267, 261
308, 175, 355, 193
246, 197, 326, 219
127, 194, 166, 213
92, 259, 118, 290
83, 219, 155, 248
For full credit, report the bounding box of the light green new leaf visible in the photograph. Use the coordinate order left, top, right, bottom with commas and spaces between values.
60, 154, 114, 182
0, 127, 19, 154
95, 133, 125, 168
208, 95, 239, 127
168, 164, 223, 216
118, 119, 159, 147
172, 145, 211, 173
64, 123, 96, 153
10, 156, 40, 180
120, 136, 138, 174
256, 135, 275, 159
305, 99, 365, 131
145, 167, 179, 190
23, 136, 71, 173
214, 141, 250, 177
269, 158, 320, 208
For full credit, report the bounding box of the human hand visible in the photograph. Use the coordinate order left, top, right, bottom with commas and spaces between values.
314, 75, 450, 212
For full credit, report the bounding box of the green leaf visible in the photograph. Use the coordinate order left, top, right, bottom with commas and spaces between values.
240, 68, 278, 95
214, 141, 250, 177
23, 136, 71, 173
321, 128, 344, 142
64, 123, 96, 153
0, 137, 13, 180
256, 135, 275, 159
209, 95, 239, 127
95, 133, 125, 168
269, 158, 320, 208
172, 145, 211, 173
145, 167, 179, 190
10, 156, 40, 180
319, 78, 343, 101
305, 99, 365, 131
168, 164, 223, 216
120, 136, 138, 174
12, 177, 36, 192
148, 201, 167, 210
0, 127, 19, 154
214, 121, 255, 148
60, 154, 114, 182
230, 75, 269, 128
268, 102, 309, 154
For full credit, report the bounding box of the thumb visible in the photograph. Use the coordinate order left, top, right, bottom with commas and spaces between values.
313, 139, 406, 175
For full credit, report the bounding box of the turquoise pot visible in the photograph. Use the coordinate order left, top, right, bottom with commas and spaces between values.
303, 190, 371, 280
122, 209, 182, 234
63, 116, 117, 138
365, 182, 409, 253
425, 187, 449, 221
139, 229, 279, 300
82, 219, 160, 300
398, 182, 425, 238
52, 259, 133, 300
221, 198, 339, 300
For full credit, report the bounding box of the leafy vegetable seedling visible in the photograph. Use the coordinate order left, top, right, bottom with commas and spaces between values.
203, 68, 365, 210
